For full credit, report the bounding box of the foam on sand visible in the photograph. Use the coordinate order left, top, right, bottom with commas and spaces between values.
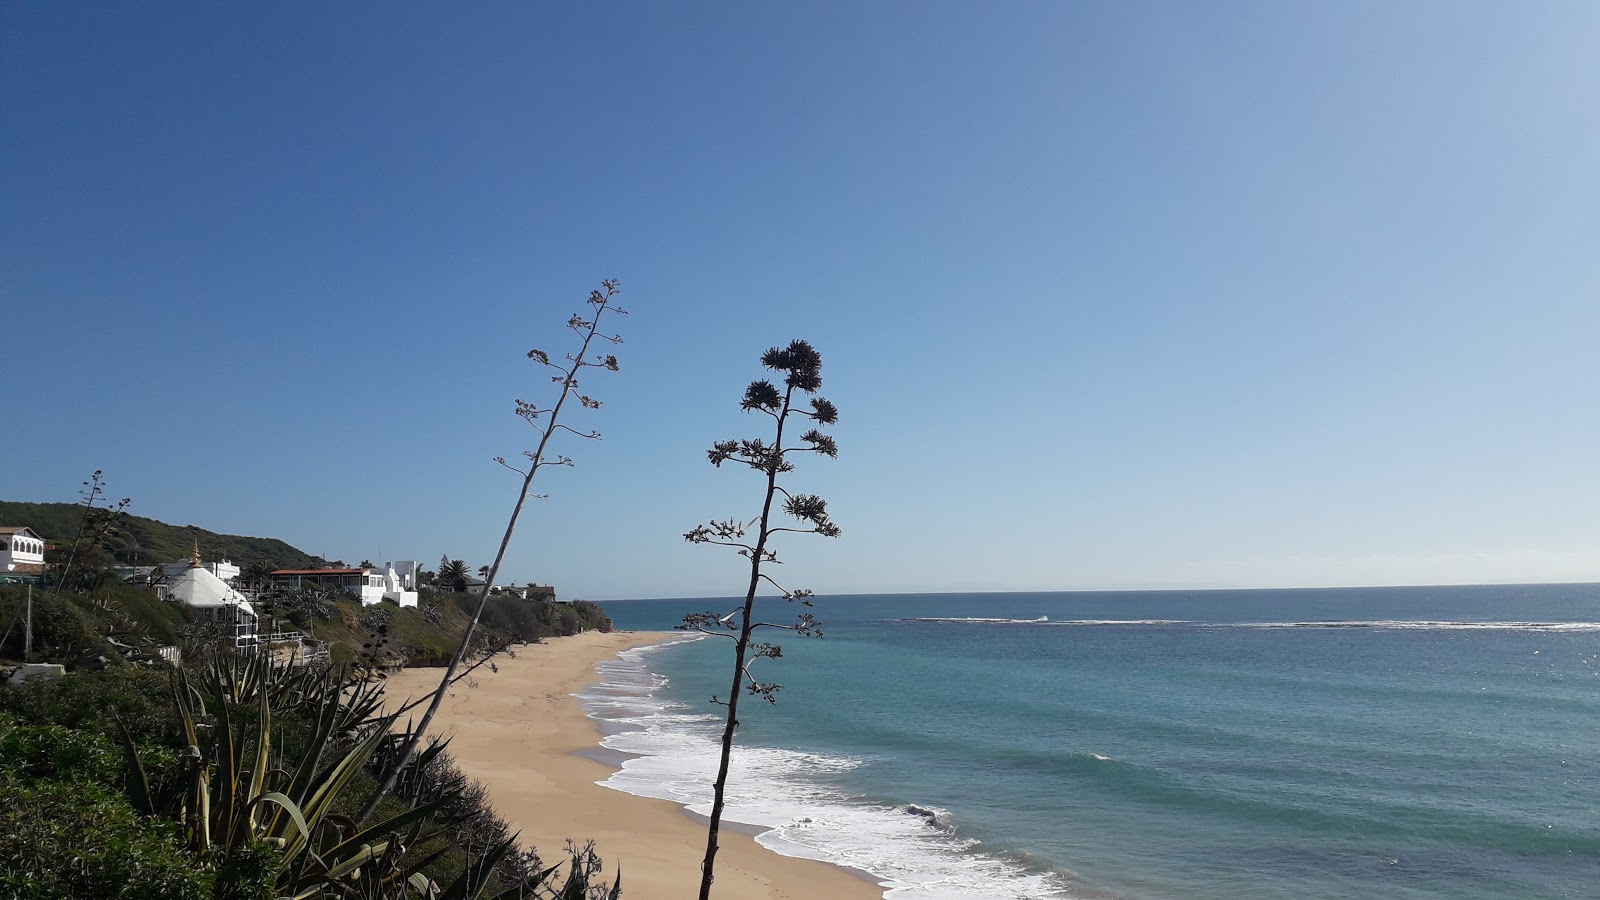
581, 640, 1080, 899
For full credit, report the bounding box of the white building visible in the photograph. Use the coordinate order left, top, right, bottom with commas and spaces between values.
271, 564, 417, 608
160, 550, 258, 648
380, 562, 419, 608
208, 558, 240, 584
0, 526, 47, 574
390, 560, 421, 590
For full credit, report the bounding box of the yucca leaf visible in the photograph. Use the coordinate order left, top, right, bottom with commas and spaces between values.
173, 669, 201, 750
409, 872, 440, 898
556, 866, 589, 900
280, 716, 396, 862
322, 793, 449, 866
111, 713, 154, 816
268, 687, 338, 837
389, 844, 450, 888
215, 685, 238, 847
438, 834, 517, 900
248, 791, 315, 849
480, 858, 567, 900
190, 749, 211, 853
321, 840, 389, 882
248, 688, 272, 833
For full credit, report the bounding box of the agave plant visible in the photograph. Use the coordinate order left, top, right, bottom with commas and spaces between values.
116, 656, 620, 899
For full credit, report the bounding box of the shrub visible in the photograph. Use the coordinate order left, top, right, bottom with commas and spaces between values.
0, 715, 207, 900
0, 717, 124, 785
571, 600, 613, 633
0, 779, 212, 900
0, 666, 176, 743
0, 586, 123, 664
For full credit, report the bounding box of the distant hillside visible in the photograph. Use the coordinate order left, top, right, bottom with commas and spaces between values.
0, 501, 325, 571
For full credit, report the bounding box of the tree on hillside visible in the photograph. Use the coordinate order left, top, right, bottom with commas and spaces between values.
241, 560, 273, 591
119, 535, 145, 566
440, 559, 470, 593
678, 339, 841, 900
55, 470, 132, 593
361, 279, 628, 823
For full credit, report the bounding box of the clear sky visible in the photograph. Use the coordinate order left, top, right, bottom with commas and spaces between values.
3, 2, 1597, 599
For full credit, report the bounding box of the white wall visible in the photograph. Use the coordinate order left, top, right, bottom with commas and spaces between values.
389, 560, 420, 590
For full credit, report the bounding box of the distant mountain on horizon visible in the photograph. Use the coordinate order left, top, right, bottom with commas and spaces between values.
0, 500, 325, 571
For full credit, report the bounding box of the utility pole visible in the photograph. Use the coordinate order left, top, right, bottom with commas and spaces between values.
24, 583, 33, 662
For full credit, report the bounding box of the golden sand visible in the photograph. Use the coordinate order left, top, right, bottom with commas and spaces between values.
384, 631, 884, 899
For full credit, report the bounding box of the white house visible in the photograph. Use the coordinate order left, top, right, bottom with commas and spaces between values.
208, 558, 240, 584
271, 564, 417, 608
160, 551, 258, 648
390, 560, 421, 590
380, 562, 419, 608
0, 526, 47, 574
271, 567, 386, 604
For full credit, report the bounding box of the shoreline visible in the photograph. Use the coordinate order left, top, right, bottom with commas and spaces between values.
383, 631, 886, 899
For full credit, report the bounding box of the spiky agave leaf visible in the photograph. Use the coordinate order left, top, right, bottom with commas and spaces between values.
112, 713, 155, 816
438, 832, 520, 900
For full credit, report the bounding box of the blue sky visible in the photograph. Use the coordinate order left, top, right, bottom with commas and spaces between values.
3, 2, 1597, 599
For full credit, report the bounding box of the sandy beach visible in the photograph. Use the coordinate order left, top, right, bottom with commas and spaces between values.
384, 631, 885, 899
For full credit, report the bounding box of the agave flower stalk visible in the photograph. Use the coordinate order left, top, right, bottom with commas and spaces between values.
679, 340, 840, 899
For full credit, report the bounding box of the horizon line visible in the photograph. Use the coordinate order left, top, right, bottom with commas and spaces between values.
592, 578, 1600, 603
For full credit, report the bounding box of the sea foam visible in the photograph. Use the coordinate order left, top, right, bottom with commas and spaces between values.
903, 617, 1600, 632
577, 637, 1078, 899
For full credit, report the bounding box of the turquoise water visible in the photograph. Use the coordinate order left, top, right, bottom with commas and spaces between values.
594, 586, 1600, 898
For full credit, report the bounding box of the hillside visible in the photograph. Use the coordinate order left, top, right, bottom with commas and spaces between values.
0, 501, 325, 571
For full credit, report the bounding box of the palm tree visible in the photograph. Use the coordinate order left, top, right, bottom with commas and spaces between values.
241, 560, 274, 591
477, 565, 491, 587
440, 559, 470, 593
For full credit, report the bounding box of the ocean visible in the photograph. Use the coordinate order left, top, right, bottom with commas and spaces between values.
588, 586, 1600, 899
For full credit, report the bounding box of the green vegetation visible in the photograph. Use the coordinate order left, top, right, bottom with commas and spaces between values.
439, 558, 471, 594
2, 580, 611, 672
679, 340, 840, 899
0, 654, 621, 899
266, 590, 612, 670
0, 287, 626, 895
0, 579, 189, 664
0, 500, 325, 572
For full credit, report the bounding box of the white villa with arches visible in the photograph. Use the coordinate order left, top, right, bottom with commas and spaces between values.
0, 526, 47, 574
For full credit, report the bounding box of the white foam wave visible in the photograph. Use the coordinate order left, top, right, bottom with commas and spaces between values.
579, 638, 1075, 899
903, 617, 1600, 632
1224, 620, 1600, 632
907, 617, 1188, 626
909, 616, 1054, 624
1048, 619, 1191, 626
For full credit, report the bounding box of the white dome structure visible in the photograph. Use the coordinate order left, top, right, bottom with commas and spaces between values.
161, 545, 258, 647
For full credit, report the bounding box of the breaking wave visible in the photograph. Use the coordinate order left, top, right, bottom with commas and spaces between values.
901, 618, 1600, 632
577, 637, 1078, 899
